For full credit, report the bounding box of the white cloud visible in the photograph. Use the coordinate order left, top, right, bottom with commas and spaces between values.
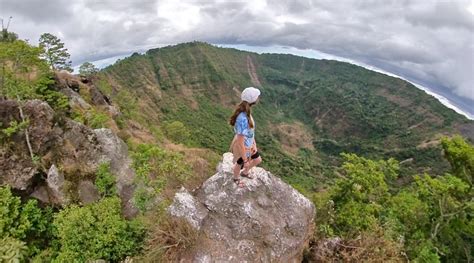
157, 1, 202, 32
1, 0, 473, 116
469, 1, 474, 14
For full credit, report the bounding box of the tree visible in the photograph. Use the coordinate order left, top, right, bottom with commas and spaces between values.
441, 135, 474, 187
329, 153, 399, 232
38, 33, 72, 72
0, 17, 18, 43
0, 29, 18, 43
78, 61, 99, 76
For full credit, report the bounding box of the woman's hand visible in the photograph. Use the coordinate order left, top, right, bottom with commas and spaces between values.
251, 140, 257, 154
251, 147, 257, 154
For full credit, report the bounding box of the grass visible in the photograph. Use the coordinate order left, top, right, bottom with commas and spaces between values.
135, 203, 199, 262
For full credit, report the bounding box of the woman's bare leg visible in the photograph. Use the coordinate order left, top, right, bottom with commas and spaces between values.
233, 163, 245, 187
242, 157, 262, 174
233, 163, 241, 177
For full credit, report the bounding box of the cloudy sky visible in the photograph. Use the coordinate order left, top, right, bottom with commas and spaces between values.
1, 0, 473, 117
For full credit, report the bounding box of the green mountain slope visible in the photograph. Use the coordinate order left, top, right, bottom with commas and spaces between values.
98, 42, 473, 192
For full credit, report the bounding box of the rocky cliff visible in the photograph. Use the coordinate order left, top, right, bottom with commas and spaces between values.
168, 153, 315, 262
0, 72, 139, 218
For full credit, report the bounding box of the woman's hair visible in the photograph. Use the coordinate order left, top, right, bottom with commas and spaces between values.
229, 101, 254, 128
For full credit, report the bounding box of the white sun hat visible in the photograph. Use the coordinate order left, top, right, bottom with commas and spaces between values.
241, 87, 261, 103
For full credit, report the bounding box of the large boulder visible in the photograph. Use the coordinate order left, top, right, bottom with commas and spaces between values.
168, 153, 315, 262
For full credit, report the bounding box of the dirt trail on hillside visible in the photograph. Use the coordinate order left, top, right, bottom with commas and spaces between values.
315, 108, 332, 125
416, 138, 441, 149
408, 119, 427, 130
247, 55, 262, 87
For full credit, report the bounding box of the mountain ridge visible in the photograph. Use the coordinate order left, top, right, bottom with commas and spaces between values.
97, 41, 473, 192
214, 44, 474, 120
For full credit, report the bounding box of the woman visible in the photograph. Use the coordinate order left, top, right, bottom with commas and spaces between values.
229, 87, 262, 188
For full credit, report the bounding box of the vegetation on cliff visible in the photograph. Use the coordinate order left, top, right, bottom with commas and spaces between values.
1, 33, 472, 262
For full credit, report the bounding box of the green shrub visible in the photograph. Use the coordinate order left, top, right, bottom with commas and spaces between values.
335, 153, 399, 202
35, 84, 69, 112
131, 144, 191, 212
0, 237, 28, 263
387, 191, 429, 234
95, 77, 113, 96
0, 186, 53, 257
132, 186, 156, 213
94, 162, 116, 197
163, 120, 190, 144
131, 144, 189, 181
70, 108, 86, 124
86, 109, 110, 129
316, 137, 474, 262
335, 200, 381, 233
414, 241, 441, 263
52, 197, 144, 262
0, 40, 52, 101
115, 89, 138, 119
441, 135, 474, 186
1, 120, 29, 138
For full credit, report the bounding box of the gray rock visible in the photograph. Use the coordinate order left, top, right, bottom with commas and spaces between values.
0, 151, 37, 190
30, 165, 69, 205
94, 128, 134, 190
78, 180, 100, 205
30, 185, 50, 203
168, 187, 209, 230
0, 100, 43, 190
46, 164, 69, 205
23, 100, 57, 153
94, 128, 138, 218
61, 87, 92, 110
106, 105, 121, 118
168, 152, 315, 263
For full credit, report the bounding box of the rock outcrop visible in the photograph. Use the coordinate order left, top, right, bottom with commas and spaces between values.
93, 128, 138, 218
0, 99, 138, 217
0, 100, 56, 191
168, 153, 315, 262
54, 71, 118, 117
